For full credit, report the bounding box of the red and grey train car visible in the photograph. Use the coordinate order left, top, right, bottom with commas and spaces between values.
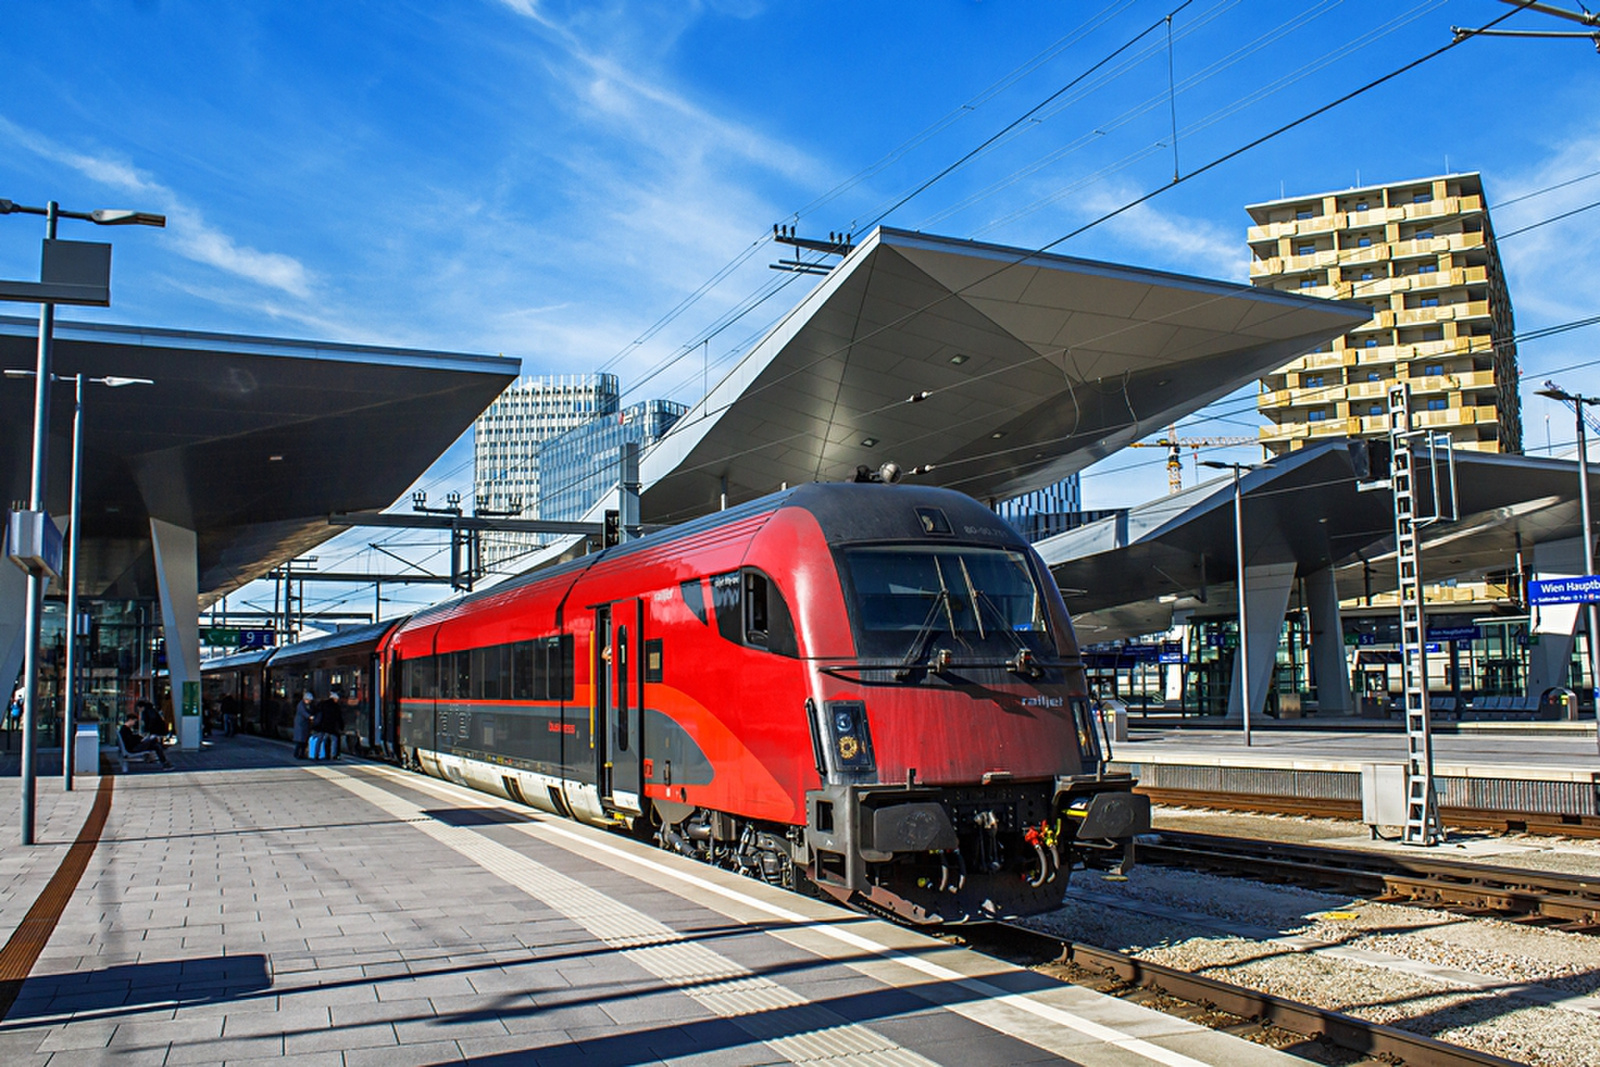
202, 619, 401, 754
382, 482, 1147, 923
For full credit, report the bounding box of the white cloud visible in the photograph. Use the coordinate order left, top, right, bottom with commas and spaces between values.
1071, 185, 1249, 280
0, 115, 314, 299
489, 1, 816, 182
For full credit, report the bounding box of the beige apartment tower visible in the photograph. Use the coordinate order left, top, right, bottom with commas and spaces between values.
1247, 173, 1520, 456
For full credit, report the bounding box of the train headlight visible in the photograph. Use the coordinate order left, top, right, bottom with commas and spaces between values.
824, 700, 875, 772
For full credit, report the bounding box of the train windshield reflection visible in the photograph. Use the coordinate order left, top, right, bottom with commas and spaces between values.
839, 545, 1052, 660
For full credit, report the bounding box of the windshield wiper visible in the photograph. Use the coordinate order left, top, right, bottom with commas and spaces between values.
969, 587, 1046, 677
895, 588, 956, 680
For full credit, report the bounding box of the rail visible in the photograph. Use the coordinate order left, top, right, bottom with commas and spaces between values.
1139, 830, 1600, 932
1136, 785, 1600, 839
969, 923, 1527, 1067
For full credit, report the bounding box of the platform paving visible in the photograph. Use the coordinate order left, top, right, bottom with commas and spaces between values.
0, 735, 1306, 1065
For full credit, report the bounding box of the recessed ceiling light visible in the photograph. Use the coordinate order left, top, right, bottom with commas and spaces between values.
269, 454, 284, 462
949, 354, 969, 365
990, 431, 1005, 439
861, 437, 877, 447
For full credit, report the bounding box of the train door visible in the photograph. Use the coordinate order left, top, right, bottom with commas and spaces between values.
607, 599, 644, 807
593, 605, 611, 799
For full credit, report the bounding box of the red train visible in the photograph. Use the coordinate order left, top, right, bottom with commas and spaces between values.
377, 482, 1148, 923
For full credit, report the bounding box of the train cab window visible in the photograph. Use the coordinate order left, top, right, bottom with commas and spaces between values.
743, 571, 799, 657
839, 545, 1053, 660
711, 572, 743, 644
711, 569, 798, 657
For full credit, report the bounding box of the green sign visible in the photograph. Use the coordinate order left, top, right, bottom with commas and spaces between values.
181, 680, 200, 718
202, 627, 240, 645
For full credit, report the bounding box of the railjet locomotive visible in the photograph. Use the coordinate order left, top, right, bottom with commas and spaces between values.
383, 482, 1148, 923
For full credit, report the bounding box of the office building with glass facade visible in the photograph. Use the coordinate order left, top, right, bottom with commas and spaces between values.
472, 374, 621, 570
538, 400, 688, 523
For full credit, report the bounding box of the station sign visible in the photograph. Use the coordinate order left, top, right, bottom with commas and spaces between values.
1529, 575, 1600, 605
1343, 632, 1377, 646
238, 629, 277, 649
201, 627, 277, 649
1157, 652, 1187, 664
1425, 625, 1480, 643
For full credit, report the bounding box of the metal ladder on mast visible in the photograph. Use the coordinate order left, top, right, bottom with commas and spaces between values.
1388, 383, 1445, 846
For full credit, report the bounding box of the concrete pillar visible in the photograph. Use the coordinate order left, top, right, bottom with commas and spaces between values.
151, 518, 202, 751
1226, 562, 1297, 724
1305, 566, 1354, 715
1528, 537, 1584, 696
0, 555, 25, 705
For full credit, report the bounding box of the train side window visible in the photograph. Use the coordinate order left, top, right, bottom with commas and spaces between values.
680, 578, 708, 624
451, 651, 471, 701
554, 635, 575, 701
512, 641, 535, 700
476, 645, 507, 700
711, 572, 742, 644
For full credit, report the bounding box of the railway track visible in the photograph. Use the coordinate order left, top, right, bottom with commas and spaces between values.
1137, 786, 1600, 839
965, 922, 1525, 1067
1139, 829, 1600, 932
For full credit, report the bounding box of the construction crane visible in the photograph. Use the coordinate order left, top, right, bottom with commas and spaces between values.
1130, 424, 1257, 494
1542, 379, 1600, 440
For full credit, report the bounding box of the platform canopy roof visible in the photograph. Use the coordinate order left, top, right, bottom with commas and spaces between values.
0, 315, 518, 603
1037, 440, 1599, 641
639, 227, 1369, 524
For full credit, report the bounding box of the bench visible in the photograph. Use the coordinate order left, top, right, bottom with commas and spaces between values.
116, 732, 162, 772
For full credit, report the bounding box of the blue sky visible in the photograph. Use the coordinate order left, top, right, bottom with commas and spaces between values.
4, 0, 1600, 620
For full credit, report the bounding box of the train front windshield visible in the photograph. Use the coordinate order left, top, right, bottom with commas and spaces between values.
839, 545, 1055, 661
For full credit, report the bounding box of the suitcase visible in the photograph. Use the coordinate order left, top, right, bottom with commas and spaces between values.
309, 734, 327, 760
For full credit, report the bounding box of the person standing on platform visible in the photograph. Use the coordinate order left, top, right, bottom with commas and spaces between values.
140, 699, 166, 740
324, 688, 344, 760
293, 691, 314, 759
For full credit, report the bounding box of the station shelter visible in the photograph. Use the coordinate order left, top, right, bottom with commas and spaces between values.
1, 315, 516, 750
1042, 440, 1600, 723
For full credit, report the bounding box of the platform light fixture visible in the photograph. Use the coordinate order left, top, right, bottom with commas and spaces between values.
5, 370, 154, 789
1201, 459, 1263, 747
2, 196, 164, 845
1536, 382, 1600, 749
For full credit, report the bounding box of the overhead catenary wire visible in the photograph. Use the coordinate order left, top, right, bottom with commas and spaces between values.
282, 1, 1548, 610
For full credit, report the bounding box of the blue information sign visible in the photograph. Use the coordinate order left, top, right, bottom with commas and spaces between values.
238, 628, 277, 650
1528, 576, 1600, 606
1426, 625, 1480, 643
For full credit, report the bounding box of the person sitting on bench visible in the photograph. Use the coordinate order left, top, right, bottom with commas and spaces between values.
120, 712, 169, 768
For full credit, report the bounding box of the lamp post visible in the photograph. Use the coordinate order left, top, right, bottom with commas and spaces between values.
1535, 384, 1600, 752
1201, 460, 1258, 747
5, 370, 155, 790
2, 197, 164, 845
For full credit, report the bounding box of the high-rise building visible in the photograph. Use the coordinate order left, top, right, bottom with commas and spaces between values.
1247, 173, 1520, 457
473, 373, 620, 570
992, 475, 1096, 542
538, 399, 687, 523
